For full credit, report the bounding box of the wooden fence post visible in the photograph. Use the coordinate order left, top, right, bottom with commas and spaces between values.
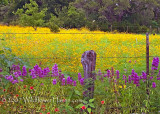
146, 33, 149, 76
146, 33, 150, 96
81, 50, 96, 102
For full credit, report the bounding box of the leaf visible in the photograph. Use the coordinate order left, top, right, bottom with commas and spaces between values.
88, 103, 95, 108
89, 99, 94, 103
66, 106, 74, 111
82, 100, 88, 104
75, 90, 81, 96
76, 103, 84, 108
87, 108, 91, 113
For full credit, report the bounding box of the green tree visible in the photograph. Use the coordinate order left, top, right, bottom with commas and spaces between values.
14, 0, 47, 30
47, 14, 60, 32
57, 5, 86, 28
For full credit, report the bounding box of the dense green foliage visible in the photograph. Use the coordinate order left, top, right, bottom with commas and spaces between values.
1, 0, 160, 33
13, 0, 47, 30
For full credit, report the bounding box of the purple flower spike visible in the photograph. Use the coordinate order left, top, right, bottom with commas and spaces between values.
12, 80, 18, 84
17, 71, 22, 76
8, 75, 14, 81
150, 76, 153, 80
133, 73, 140, 85
142, 71, 147, 79
46, 67, 50, 73
152, 82, 156, 88
80, 78, 84, 85
123, 75, 126, 80
52, 64, 59, 76
22, 66, 27, 76
52, 79, 57, 85
107, 70, 110, 78
34, 64, 39, 71
20, 79, 23, 82
32, 75, 37, 79
67, 76, 71, 85
14, 72, 19, 78
128, 75, 131, 83
116, 70, 120, 79
151, 57, 159, 70
131, 69, 135, 77
62, 78, 65, 85
73, 81, 77, 86
78, 73, 82, 81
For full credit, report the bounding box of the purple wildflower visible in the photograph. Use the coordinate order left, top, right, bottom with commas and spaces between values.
150, 76, 153, 80
151, 57, 159, 70
128, 75, 131, 83
73, 81, 77, 86
123, 75, 126, 80
8, 75, 14, 82
22, 66, 27, 76
152, 82, 156, 88
20, 79, 23, 82
12, 80, 18, 84
107, 70, 110, 78
133, 73, 140, 86
116, 70, 120, 79
67, 76, 71, 85
52, 64, 59, 76
62, 78, 65, 85
17, 71, 22, 76
34, 64, 39, 71
80, 78, 84, 85
142, 71, 147, 79
52, 79, 57, 85
78, 73, 82, 81
14, 72, 19, 78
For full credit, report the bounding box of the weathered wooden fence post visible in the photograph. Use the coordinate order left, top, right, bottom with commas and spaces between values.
81, 50, 96, 102
146, 33, 149, 76
146, 33, 150, 96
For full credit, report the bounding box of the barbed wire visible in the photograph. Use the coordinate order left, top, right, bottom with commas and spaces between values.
0, 31, 156, 34
3, 56, 159, 60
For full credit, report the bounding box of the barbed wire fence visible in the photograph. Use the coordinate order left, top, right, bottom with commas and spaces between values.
0, 29, 160, 112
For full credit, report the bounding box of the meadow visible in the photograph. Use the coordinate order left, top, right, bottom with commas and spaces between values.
1, 25, 160, 75
0, 25, 160, 113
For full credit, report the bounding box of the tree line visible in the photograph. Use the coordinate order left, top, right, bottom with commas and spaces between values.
1, 0, 160, 33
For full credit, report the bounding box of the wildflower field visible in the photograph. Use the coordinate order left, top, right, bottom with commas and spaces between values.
0, 25, 160, 113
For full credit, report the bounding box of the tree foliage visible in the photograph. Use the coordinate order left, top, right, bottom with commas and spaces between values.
14, 0, 47, 30
1, 0, 160, 33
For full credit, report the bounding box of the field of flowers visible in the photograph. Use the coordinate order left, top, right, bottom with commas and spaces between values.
0, 25, 160, 113
0, 25, 160, 75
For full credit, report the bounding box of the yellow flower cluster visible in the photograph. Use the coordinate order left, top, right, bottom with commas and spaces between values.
0, 25, 160, 76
